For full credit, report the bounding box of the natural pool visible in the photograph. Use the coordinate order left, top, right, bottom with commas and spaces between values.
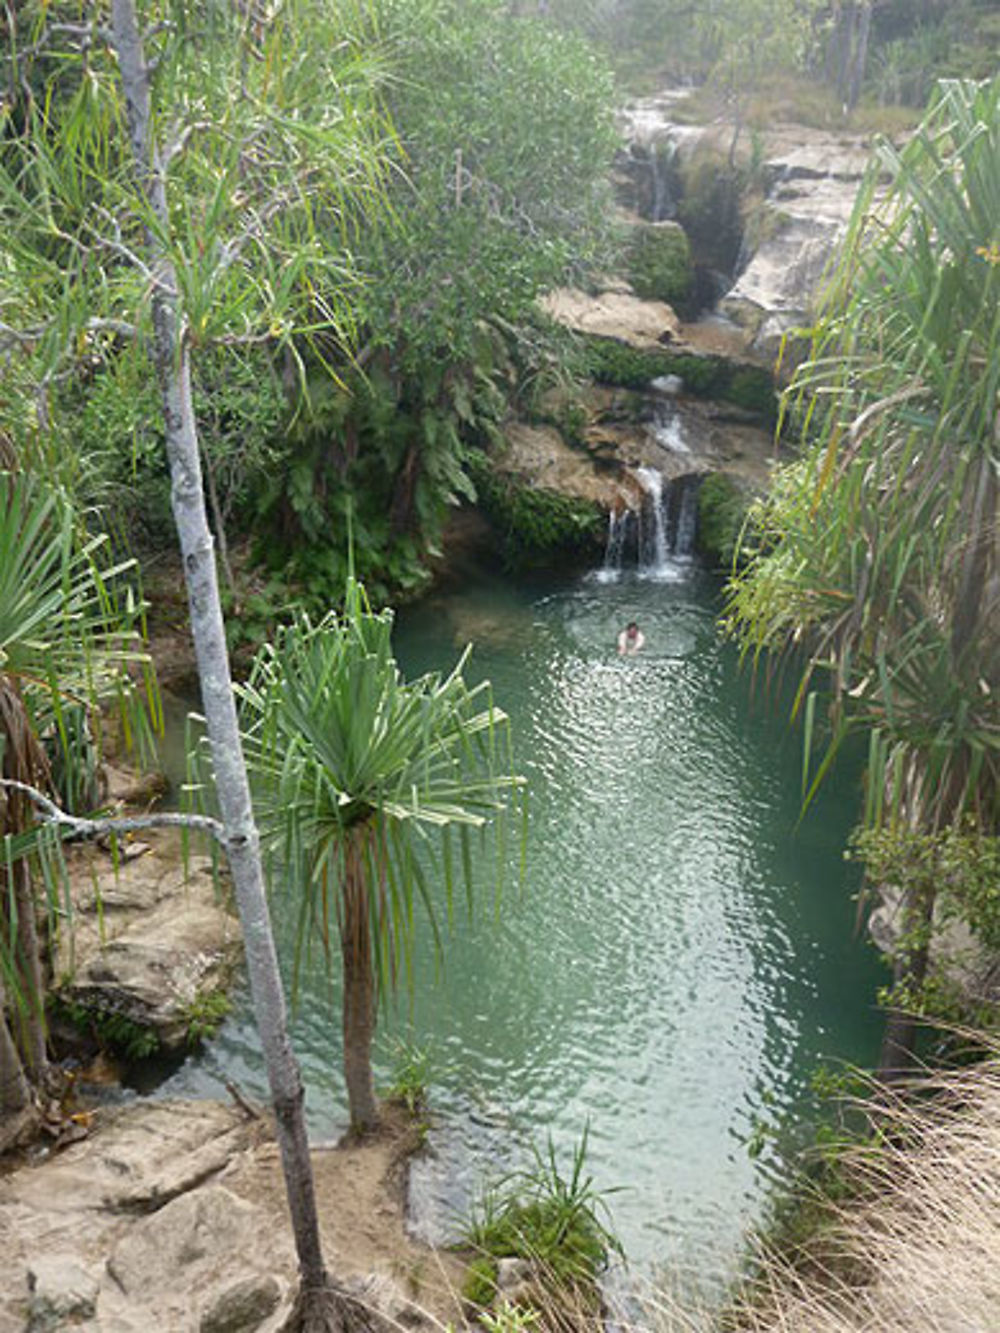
164, 557, 887, 1290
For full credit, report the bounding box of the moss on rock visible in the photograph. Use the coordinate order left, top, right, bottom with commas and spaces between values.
582, 336, 776, 422
468, 452, 603, 570
697, 472, 751, 568
626, 220, 694, 312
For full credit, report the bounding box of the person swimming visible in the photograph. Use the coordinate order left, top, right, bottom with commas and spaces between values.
617, 621, 645, 656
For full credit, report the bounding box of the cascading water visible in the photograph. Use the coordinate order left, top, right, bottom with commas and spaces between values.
598, 469, 700, 582
635, 465, 671, 573
651, 401, 691, 455
674, 477, 699, 556
598, 507, 629, 583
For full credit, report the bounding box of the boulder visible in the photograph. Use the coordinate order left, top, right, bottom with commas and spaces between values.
55, 832, 240, 1053
540, 287, 680, 349
625, 221, 693, 311
200, 1277, 282, 1333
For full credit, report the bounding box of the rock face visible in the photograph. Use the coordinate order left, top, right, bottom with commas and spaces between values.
722, 130, 874, 356
55, 831, 240, 1054
617, 93, 881, 360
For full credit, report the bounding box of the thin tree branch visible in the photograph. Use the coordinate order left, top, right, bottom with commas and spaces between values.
0, 778, 224, 845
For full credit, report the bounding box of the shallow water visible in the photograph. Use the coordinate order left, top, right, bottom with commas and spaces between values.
163, 560, 887, 1290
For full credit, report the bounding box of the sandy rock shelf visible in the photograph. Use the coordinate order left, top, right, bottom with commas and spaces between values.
0, 1099, 465, 1332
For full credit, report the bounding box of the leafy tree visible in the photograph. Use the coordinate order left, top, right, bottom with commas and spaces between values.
2, 3, 394, 1323
236, 581, 524, 1132
725, 76, 1000, 1075
257, 0, 618, 597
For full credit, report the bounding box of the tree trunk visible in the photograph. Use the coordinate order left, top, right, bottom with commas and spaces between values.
0, 978, 31, 1118
846, 1, 872, 111
340, 841, 379, 1133
9, 859, 47, 1079
203, 447, 237, 603
109, 0, 332, 1308
878, 874, 936, 1082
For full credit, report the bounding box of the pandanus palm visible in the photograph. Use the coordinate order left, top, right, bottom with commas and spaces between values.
725, 76, 1000, 1073
237, 579, 524, 1131
0, 467, 146, 1129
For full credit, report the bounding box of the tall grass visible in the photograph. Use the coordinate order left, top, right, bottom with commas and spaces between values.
723, 1053, 1000, 1332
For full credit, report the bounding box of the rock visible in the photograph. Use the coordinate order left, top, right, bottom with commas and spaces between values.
25, 1254, 99, 1331
617, 91, 889, 364
341, 1272, 428, 1327
651, 374, 684, 396
56, 831, 240, 1053
540, 287, 680, 349
494, 1257, 534, 1293
199, 1276, 282, 1333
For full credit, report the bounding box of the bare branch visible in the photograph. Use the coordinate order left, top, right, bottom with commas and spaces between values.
0, 778, 224, 845
163, 120, 215, 167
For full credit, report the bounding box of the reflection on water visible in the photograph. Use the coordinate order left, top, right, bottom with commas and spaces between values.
161, 561, 886, 1292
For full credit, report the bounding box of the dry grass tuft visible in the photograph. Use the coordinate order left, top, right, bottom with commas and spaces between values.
725, 1052, 1000, 1332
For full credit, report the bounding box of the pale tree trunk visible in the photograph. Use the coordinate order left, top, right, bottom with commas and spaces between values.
340, 840, 379, 1133
109, 2, 339, 1320
846, 1, 872, 111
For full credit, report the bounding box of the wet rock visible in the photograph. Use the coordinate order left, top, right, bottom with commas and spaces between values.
25, 1254, 99, 1331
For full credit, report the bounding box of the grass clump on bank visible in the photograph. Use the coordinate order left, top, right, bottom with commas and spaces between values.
461, 1132, 621, 1327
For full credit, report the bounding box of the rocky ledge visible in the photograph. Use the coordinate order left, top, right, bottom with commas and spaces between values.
0, 1099, 463, 1332
53, 824, 240, 1058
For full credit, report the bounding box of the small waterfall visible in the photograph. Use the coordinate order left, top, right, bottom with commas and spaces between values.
674, 476, 699, 556
596, 471, 701, 582
635, 466, 671, 575
598, 507, 629, 583
650, 139, 678, 222
651, 402, 691, 455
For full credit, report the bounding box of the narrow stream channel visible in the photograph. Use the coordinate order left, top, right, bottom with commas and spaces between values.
162, 554, 887, 1292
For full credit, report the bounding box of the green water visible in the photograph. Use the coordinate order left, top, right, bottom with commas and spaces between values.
165, 562, 887, 1287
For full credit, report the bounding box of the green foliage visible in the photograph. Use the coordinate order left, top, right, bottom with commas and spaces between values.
223, 580, 524, 1124
462, 1256, 499, 1309
725, 76, 1000, 829
854, 822, 1000, 960
582, 338, 775, 420
182, 989, 231, 1048
382, 1036, 433, 1116
696, 474, 750, 568
582, 339, 675, 390
467, 453, 602, 571
625, 221, 693, 312
52, 996, 160, 1062
464, 1131, 621, 1300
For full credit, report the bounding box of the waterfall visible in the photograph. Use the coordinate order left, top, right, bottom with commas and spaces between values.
597, 470, 701, 582
651, 402, 691, 455
674, 476, 699, 556
635, 466, 671, 575
598, 507, 629, 583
